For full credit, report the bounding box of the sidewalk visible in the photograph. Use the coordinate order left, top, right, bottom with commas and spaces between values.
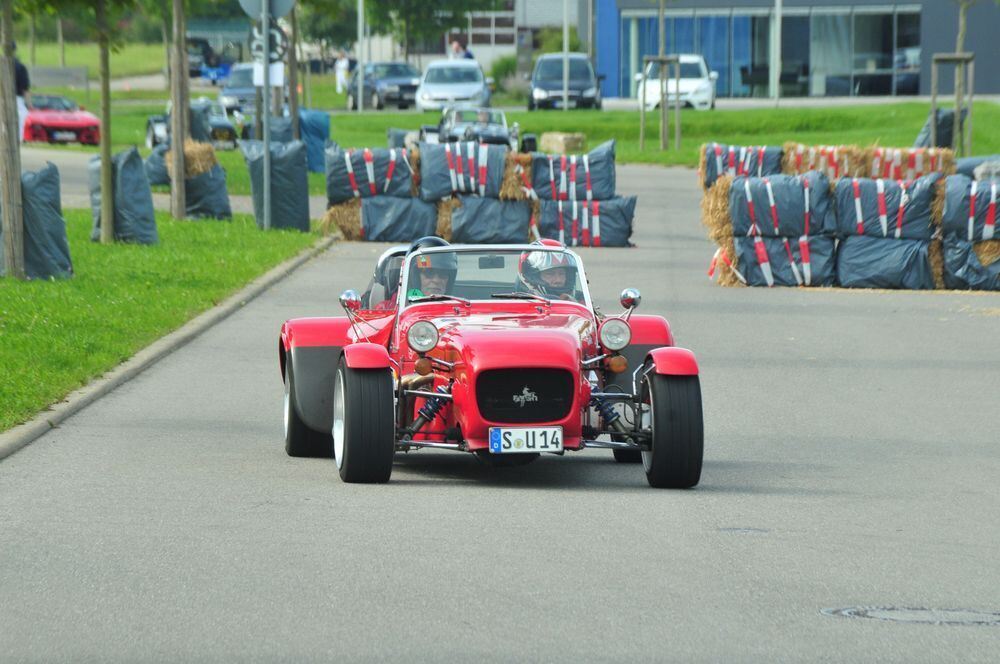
602, 94, 1000, 112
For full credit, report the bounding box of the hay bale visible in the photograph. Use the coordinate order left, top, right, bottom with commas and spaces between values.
436, 198, 460, 241
715, 235, 744, 287
700, 175, 733, 244
930, 178, 946, 227
697, 143, 710, 192
864, 147, 956, 180
165, 140, 218, 180
539, 132, 586, 155
500, 153, 532, 201
974, 240, 1000, 267
781, 143, 864, 178
408, 147, 421, 197
929, 238, 945, 290
321, 199, 362, 239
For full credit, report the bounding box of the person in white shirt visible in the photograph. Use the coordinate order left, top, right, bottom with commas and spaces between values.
335, 51, 349, 94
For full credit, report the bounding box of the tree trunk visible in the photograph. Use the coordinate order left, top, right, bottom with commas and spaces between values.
169, 0, 187, 219
953, 0, 971, 154
57, 18, 65, 68
289, 8, 300, 140
97, 0, 114, 244
161, 14, 169, 79
0, 0, 25, 279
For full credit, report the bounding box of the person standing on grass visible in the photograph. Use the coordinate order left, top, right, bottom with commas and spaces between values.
335, 51, 349, 94
14, 41, 30, 143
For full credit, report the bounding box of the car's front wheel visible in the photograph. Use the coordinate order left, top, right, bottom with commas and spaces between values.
642, 373, 703, 488
284, 360, 333, 458
333, 358, 395, 483
371, 92, 382, 110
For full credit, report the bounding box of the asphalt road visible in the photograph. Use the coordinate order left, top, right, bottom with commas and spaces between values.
3, 165, 1000, 662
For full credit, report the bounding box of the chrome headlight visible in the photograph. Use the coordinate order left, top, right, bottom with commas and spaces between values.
532, 88, 549, 100
599, 319, 631, 351
582, 87, 597, 97
407, 321, 439, 353
420, 91, 431, 101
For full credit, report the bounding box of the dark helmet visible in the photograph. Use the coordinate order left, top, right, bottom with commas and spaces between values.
517, 240, 577, 298
407, 237, 457, 295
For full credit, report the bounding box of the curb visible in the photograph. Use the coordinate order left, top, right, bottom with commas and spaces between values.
0, 234, 339, 462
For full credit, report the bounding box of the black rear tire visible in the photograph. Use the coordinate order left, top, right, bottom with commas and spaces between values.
642, 374, 703, 488
284, 360, 333, 458
613, 449, 642, 463
333, 358, 395, 483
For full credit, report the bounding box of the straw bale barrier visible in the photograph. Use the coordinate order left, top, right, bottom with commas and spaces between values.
321, 199, 362, 239
166, 140, 218, 180
781, 142, 866, 179
436, 198, 461, 241
865, 146, 956, 180
501, 152, 533, 201
974, 240, 1000, 267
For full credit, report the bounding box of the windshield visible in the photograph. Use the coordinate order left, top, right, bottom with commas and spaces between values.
31, 95, 77, 111
402, 249, 588, 305
425, 66, 483, 85
371, 63, 419, 79
454, 109, 504, 125
227, 68, 253, 87
645, 61, 705, 79
535, 58, 595, 82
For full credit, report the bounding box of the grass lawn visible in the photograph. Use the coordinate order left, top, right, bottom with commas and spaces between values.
26, 42, 166, 79
0, 210, 318, 433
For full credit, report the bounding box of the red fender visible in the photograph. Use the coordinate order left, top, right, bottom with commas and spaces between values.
646, 347, 699, 376
342, 343, 392, 369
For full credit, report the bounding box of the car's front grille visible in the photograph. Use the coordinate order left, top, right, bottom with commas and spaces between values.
476, 369, 574, 424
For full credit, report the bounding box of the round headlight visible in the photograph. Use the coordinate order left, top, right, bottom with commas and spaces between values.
599, 319, 631, 351
407, 321, 439, 353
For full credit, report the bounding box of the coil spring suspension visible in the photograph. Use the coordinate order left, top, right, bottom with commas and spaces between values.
590, 395, 620, 426
418, 385, 450, 422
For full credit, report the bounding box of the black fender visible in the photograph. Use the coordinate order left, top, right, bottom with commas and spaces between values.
280, 317, 353, 434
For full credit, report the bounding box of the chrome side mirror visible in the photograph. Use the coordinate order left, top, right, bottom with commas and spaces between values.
339, 289, 361, 313
620, 288, 641, 310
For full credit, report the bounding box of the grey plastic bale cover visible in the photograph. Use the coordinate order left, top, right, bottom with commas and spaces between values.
702, 144, 783, 190
298, 110, 330, 173
360, 197, 437, 242
537, 196, 637, 248
325, 145, 414, 205
836, 235, 934, 290
185, 164, 232, 220
733, 235, 836, 287
531, 139, 616, 201
88, 147, 159, 244
956, 155, 1000, 178
387, 128, 408, 149
450, 198, 530, 244
729, 172, 836, 238
242, 116, 295, 143
942, 238, 1000, 290
0, 162, 73, 279
834, 173, 941, 240
913, 108, 966, 149
941, 175, 1000, 241
240, 140, 310, 232
419, 141, 506, 202
145, 143, 171, 186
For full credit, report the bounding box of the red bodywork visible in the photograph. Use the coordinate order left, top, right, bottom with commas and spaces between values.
23, 109, 101, 146
280, 293, 696, 452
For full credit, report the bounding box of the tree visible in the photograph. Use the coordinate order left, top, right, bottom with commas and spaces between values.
298, 0, 356, 52
1, 0, 25, 279
952, 0, 1000, 153
367, 0, 501, 59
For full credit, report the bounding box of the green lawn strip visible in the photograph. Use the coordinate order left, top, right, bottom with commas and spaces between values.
25, 42, 166, 79
0, 210, 317, 433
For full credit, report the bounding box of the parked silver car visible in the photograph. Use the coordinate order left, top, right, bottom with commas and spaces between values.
416, 60, 492, 112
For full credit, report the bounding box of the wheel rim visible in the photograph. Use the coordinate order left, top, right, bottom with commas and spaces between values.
371, 93, 379, 108
641, 376, 655, 472
346, 94, 353, 110
333, 368, 346, 468
283, 370, 291, 438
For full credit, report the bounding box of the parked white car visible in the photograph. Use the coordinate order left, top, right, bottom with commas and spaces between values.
634, 54, 717, 111
416, 60, 492, 112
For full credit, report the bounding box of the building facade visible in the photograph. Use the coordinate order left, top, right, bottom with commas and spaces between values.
587, 1, 1000, 99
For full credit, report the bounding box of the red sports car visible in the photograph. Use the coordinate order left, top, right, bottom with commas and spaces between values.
278, 238, 704, 488
23, 94, 101, 146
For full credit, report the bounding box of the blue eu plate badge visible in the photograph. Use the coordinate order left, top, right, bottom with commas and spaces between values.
489, 428, 502, 453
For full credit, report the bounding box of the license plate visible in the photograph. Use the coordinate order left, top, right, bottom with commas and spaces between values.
489, 426, 563, 454
403, 92, 415, 100
552, 100, 577, 109
53, 131, 76, 141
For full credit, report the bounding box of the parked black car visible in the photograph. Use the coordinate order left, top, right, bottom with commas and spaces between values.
346, 62, 422, 111
528, 53, 602, 111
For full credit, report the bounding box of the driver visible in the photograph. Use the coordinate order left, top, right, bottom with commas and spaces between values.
517, 241, 583, 301
476, 109, 490, 125
407, 252, 458, 299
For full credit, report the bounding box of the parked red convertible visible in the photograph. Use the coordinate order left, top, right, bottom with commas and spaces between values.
279, 238, 703, 488
23, 94, 101, 146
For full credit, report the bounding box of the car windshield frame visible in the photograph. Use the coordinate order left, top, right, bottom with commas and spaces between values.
31, 95, 77, 111
451, 109, 506, 128
424, 66, 483, 85
398, 245, 592, 312
370, 63, 420, 79
645, 61, 706, 80
534, 57, 596, 83
226, 68, 254, 88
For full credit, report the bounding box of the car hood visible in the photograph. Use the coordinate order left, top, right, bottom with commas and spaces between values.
28, 109, 100, 124
418, 82, 485, 98
643, 78, 707, 94
533, 78, 596, 92
428, 310, 597, 371
376, 76, 420, 87
221, 85, 255, 98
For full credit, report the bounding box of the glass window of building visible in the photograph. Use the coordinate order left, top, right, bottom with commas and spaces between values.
853, 12, 894, 95
809, 13, 851, 96
895, 12, 921, 95
698, 14, 730, 97
732, 14, 771, 98
781, 15, 810, 97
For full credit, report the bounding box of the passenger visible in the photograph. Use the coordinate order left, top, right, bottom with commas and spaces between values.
517, 245, 583, 302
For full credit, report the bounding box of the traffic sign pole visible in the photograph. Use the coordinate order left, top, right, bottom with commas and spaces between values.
262, 0, 271, 230
356, 0, 364, 114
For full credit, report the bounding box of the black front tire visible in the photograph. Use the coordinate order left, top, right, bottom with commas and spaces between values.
642, 374, 703, 488
284, 361, 333, 458
333, 358, 395, 483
